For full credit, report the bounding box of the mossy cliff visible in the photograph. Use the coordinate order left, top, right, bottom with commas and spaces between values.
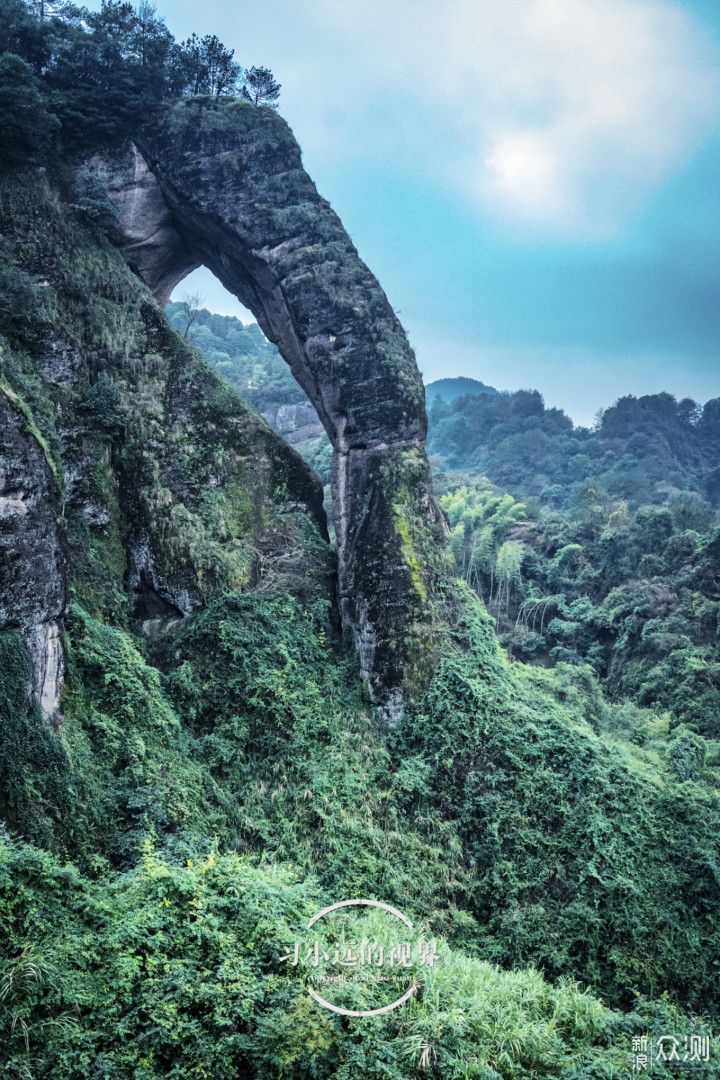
0, 168, 330, 722
88, 98, 455, 720
1, 108, 720, 1078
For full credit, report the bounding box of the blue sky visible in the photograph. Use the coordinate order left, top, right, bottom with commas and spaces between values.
92, 0, 720, 424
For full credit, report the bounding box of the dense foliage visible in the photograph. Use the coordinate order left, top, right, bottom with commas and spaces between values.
166, 300, 335, 484
166, 300, 305, 415
0, 0, 279, 160
1, 16, 720, 1074
395, 590, 720, 1016
436, 475, 720, 740
2, 588, 719, 1076
428, 388, 720, 510
7, 837, 707, 1080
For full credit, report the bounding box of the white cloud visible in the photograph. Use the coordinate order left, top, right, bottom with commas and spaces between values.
290, 0, 720, 230
83, 0, 720, 231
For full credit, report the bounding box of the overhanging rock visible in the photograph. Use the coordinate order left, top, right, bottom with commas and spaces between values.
92, 98, 453, 721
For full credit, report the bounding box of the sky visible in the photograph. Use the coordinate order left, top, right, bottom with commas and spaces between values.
90, 0, 720, 425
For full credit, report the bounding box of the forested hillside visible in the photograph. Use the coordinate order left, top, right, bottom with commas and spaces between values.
429, 388, 720, 509
183, 310, 720, 743
172, 304, 720, 514
166, 300, 334, 482
174, 309, 720, 745
428, 390, 720, 742
1, 2, 719, 1078
438, 476, 720, 735
166, 301, 305, 414
425, 375, 499, 402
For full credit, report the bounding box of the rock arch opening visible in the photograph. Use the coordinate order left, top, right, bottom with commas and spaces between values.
94, 97, 452, 721
168, 270, 331, 511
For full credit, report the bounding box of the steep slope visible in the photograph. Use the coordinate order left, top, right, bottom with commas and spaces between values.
0, 167, 330, 737
87, 99, 454, 719
165, 300, 326, 446
1, 110, 719, 1080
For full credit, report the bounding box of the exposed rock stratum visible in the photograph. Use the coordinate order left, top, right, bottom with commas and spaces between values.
91, 98, 451, 720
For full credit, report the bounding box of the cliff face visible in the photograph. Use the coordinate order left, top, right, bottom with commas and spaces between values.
86, 99, 453, 720
260, 401, 324, 446
0, 382, 66, 721
0, 168, 330, 731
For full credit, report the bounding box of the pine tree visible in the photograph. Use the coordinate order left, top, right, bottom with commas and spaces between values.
241, 66, 280, 109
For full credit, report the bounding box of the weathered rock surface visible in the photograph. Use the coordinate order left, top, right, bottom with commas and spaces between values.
261, 401, 324, 445
0, 160, 334, 735
0, 390, 66, 721
90, 98, 453, 718
87, 143, 200, 306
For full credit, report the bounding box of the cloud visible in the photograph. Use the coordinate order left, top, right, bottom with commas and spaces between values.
293, 0, 720, 230
82, 0, 720, 231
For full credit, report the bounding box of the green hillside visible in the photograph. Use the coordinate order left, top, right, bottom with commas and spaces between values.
0, 3, 718, 1078
428, 388, 720, 510
425, 376, 499, 402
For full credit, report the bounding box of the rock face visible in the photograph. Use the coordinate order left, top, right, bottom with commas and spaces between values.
0, 158, 334, 739
88, 143, 200, 306
0, 387, 66, 721
261, 401, 324, 446
90, 98, 452, 719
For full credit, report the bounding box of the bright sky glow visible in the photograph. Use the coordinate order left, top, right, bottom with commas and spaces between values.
81, 0, 720, 424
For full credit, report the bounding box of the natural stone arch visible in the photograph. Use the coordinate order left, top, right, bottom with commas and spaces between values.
95, 97, 452, 721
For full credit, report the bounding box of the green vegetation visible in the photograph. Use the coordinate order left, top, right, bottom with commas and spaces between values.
0, 364, 63, 488
429, 388, 720, 510
0, 0, 279, 161
166, 300, 335, 483
427, 386, 719, 764
1, 4, 720, 1073
436, 475, 720, 740
6, 839, 710, 1080
166, 300, 305, 415
396, 589, 720, 1015
2, 589, 719, 1075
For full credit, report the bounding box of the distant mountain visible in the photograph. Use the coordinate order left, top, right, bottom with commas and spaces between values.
425, 376, 499, 402
428, 386, 720, 510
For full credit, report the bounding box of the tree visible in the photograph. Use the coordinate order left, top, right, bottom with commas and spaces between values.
202, 34, 239, 96
240, 66, 280, 109
173, 33, 204, 95
173, 33, 239, 96
25, 0, 75, 16
494, 540, 525, 614
178, 291, 206, 339
0, 52, 59, 167
3, 1, 256, 147
134, 0, 173, 86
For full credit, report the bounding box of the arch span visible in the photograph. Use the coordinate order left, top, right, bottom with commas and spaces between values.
96, 98, 452, 721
